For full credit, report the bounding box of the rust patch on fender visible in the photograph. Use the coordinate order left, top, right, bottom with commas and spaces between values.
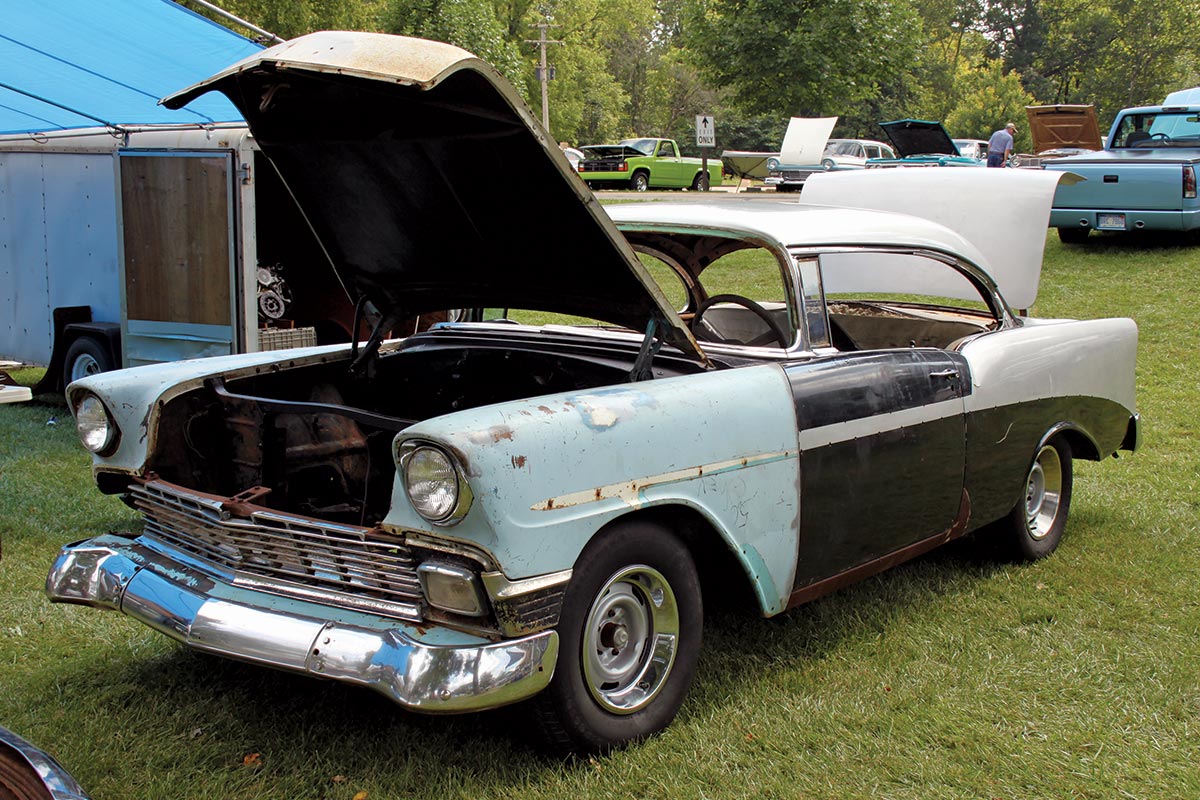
537, 405, 555, 416
512, 455, 527, 469
489, 425, 514, 442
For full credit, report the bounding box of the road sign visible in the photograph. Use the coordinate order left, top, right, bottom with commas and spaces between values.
696, 115, 715, 147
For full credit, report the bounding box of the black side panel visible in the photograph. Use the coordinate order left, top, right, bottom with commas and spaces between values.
785, 350, 969, 589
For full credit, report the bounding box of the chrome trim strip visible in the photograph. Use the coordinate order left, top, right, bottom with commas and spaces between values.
46, 537, 558, 713
481, 568, 573, 602
531, 448, 799, 511
0, 726, 90, 800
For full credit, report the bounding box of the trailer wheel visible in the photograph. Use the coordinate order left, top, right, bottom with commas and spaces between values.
63, 337, 113, 388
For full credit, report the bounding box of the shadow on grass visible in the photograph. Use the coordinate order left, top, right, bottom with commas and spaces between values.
1058, 229, 1200, 251
685, 533, 1017, 718
28, 533, 1018, 777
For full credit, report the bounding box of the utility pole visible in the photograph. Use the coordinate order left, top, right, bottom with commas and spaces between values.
525, 21, 561, 134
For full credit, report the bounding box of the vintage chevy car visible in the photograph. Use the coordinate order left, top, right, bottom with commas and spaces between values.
869, 119, 985, 168
47, 33, 1140, 754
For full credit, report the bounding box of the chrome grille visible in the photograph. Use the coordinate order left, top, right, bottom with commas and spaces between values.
131, 481, 423, 620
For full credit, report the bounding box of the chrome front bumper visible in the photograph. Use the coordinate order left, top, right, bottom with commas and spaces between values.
46, 536, 558, 713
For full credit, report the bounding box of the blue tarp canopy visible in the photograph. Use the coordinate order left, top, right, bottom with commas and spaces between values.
0, 0, 264, 134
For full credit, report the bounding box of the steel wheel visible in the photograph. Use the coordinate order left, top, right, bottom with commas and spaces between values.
532, 520, 701, 754
1023, 445, 1063, 540
582, 565, 678, 714
999, 435, 1073, 561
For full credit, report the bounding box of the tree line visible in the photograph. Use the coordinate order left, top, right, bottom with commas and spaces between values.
204, 0, 1200, 155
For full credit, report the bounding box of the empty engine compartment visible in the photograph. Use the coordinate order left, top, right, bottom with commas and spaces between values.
145, 333, 705, 525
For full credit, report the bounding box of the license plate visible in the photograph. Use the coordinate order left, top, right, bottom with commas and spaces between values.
1097, 213, 1126, 230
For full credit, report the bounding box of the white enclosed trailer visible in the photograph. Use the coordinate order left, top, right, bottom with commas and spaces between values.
0, 123, 355, 392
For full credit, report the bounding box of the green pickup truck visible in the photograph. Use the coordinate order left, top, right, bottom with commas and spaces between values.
579, 137, 723, 191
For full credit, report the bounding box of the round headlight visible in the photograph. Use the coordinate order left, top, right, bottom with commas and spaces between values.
74, 393, 116, 454
404, 446, 460, 522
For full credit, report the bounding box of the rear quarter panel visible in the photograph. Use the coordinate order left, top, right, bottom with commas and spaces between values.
959, 317, 1137, 526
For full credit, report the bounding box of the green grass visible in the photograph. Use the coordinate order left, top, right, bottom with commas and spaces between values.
1, 232, 1198, 799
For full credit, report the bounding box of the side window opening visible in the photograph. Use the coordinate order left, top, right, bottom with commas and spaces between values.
815, 251, 998, 351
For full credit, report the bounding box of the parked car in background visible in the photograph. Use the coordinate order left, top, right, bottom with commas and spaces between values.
579, 137, 721, 191
1010, 105, 1103, 168
953, 139, 989, 161
48, 32, 1140, 756
765, 138, 896, 190
561, 146, 584, 171
721, 149, 779, 181
868, 120, 985, 168
1044, 100, 1200, 241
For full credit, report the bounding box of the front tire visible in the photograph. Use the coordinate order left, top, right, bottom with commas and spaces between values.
1057, 226, 1090, 244
534, 520, 702, 755
630, 172, 650, 192
1002, 436, 1073, 560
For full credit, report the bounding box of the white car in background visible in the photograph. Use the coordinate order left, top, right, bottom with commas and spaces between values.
766, 138, 895, 191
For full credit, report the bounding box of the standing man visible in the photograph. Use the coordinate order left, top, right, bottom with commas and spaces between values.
987, 122, 1016, 168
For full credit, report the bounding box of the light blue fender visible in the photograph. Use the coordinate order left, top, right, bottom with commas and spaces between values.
385, 365, 802, 615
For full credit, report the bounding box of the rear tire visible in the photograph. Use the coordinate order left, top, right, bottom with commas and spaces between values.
533, 520, 702, 755
1057, 227, 1090, 244
1001, 436, 1073, 561
691, 173, 708, 191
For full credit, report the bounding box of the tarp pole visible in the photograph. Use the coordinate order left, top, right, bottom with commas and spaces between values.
179, 0, 285, 44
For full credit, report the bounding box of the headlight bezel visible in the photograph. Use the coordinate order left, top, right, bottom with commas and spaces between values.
396, 441, 473, 526
73, 392, 119, 455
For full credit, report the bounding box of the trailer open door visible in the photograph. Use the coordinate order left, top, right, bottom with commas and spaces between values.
118, 151, 238, 367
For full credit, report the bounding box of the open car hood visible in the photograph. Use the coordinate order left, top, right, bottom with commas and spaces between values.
581, 144, 645, 159
1025, 105, 1103, 153
878, 119, 958, 157
163, 32, 701, 359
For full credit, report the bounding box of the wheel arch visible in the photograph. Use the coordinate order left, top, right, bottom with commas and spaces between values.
589, 502, 772, 618
1041, 421, 1100, 461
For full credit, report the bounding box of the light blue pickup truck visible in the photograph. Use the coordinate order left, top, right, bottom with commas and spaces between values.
1045, 96, 1200, 242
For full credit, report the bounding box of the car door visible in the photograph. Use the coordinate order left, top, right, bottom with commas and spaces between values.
655, 140, 686, 187
785, 350, 967, 590
786, 251, 970, 595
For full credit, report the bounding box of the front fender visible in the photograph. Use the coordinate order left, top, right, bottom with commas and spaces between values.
385, 365, 801, 615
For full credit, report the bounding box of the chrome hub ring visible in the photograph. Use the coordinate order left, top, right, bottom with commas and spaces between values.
582, 565, 679, 714
1025, 445, 1063, 540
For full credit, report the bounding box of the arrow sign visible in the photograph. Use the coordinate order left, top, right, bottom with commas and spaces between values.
696, 115, 715, 147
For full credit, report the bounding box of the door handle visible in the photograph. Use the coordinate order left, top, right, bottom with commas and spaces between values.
930, 369, 958, 379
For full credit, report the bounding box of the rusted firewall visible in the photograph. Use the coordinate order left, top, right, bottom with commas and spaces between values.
223, 384, 370, 518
